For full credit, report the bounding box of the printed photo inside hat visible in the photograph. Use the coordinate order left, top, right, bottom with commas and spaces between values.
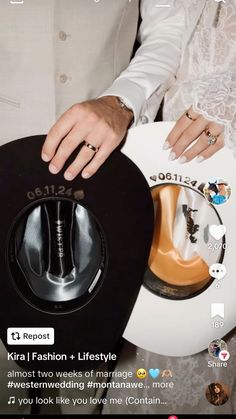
144, 183, 224, 300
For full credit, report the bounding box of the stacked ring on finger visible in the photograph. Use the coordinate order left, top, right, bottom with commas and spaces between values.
84, 141, 99, 153
185, 111, 197, 121
204, 129, 220, 146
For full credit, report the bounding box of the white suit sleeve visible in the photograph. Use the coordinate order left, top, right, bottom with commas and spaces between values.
101, 0, 185, 125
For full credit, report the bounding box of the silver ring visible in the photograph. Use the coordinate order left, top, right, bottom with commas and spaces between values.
205, 129, 219, 145
185, 111, 197, 121
84, 141, 98, 153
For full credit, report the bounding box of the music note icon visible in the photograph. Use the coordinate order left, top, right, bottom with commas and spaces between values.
8, 396, 15, 404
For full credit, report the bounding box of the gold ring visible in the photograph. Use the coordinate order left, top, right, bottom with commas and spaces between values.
185, 111, 197, 121
204, 129, 219, 146
84, 141, 99, 153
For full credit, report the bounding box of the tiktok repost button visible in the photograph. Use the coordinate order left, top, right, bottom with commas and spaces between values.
7, 328, 54, 345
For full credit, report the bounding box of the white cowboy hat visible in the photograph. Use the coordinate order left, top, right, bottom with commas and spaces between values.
122, 122, 235, 356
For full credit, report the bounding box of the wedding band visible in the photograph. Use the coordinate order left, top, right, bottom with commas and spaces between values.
84, 141, 98, 153
204, 129, 219, 145
185, 111, 197, 121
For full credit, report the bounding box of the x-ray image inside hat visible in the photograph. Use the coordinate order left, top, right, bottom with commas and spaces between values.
122, 122, 236, 356
0, 135, 153, 370
9, 199, 107, 312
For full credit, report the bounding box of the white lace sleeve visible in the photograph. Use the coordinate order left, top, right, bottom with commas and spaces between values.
190, 71, 236, 155
181, 0, 236, 154
164, 1, 236, 156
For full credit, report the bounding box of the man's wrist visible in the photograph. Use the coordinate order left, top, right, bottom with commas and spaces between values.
99, 95, 134, 126
116, 96, 132, 112
115, 96, 134, 126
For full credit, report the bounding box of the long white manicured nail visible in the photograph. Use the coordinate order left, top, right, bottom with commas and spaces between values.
196, 156, 205, 163
168, 151, 176, 161
179, 156, 187, 164
162, 141, 170, 150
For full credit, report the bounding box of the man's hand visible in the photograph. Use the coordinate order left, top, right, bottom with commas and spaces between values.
163, 106, 224, 163
41, 96, 133, 180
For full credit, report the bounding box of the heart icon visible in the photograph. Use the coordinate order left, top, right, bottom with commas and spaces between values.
149, 368, 160, 379
209, 224, 226, 241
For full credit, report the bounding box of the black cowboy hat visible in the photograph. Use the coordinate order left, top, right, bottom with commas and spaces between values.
0, 135, 153, 371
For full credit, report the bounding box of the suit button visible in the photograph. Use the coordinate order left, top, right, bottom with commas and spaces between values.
59, 31, 67, 41
140, 115, 149, 124
59, 74, 68, 84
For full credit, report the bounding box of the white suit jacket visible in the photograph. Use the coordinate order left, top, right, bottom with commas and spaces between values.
0, 0, 205, 144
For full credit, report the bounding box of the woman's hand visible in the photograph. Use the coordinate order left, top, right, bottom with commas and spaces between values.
163, 106, 224, 163
41, 96, 133, 180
